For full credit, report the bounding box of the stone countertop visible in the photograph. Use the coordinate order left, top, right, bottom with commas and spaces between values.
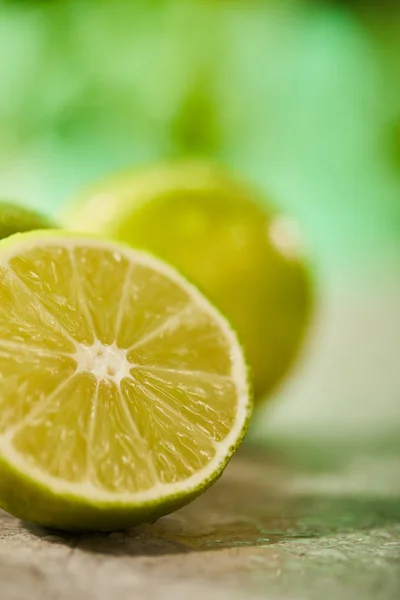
1, 446, 399, 600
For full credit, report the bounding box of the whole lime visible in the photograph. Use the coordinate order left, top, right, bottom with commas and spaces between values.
64, 161, 313, 402
0, 201, 53, 240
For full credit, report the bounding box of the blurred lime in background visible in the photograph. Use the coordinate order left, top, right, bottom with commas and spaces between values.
0, 0, 398, 271
0, 0, 399, 442
65, 160, 313, 402
0, 201, 53, 240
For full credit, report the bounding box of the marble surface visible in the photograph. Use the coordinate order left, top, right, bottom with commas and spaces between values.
1, 446, 399, 600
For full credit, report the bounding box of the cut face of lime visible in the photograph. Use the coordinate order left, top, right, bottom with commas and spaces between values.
0, 231, 251, 531
0, 201, 53, 240
64, 161, 313, 402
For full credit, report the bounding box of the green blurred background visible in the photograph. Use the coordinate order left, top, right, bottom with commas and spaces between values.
0, 0, 399, 446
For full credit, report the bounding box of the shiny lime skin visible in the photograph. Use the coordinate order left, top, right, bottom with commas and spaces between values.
0, 202, 53, 240
66, 161, 313, 402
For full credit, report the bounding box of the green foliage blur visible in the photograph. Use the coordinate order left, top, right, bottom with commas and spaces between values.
0, 0, 399, 276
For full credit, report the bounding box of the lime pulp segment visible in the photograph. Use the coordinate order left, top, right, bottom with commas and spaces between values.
64, 160, 313, 402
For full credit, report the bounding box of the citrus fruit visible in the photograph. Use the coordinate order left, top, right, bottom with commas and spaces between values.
0, 201, 53, 240
0, 230, 251, 531
64, 161, 313, 402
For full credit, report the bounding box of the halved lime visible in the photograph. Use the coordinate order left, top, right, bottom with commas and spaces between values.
0, 230, 251, 531
0, 201, 53, 240
64, 161, 313, 402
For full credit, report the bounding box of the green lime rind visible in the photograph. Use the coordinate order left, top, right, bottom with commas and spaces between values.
0, 229, 253, 532
0, 201, 55, 240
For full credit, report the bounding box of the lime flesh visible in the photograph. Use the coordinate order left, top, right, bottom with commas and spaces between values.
0, 201, 53, 240
0, 230, 251, 531
65, 161, 313, 401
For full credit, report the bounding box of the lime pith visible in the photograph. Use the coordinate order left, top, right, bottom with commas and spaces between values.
0, 230, 251, 531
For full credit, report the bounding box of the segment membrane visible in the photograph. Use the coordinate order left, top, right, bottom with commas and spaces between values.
133, 367, 236, 442
73, 246, 130, 345
115, 262, 191, 349
13, 373, 96, 483
128, 305, 232, 375
88, 379, 157, 492
0, 266, 75, 353
0, 349, 76, 434
10, 247, 95, 345
121, 379, 216, 485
